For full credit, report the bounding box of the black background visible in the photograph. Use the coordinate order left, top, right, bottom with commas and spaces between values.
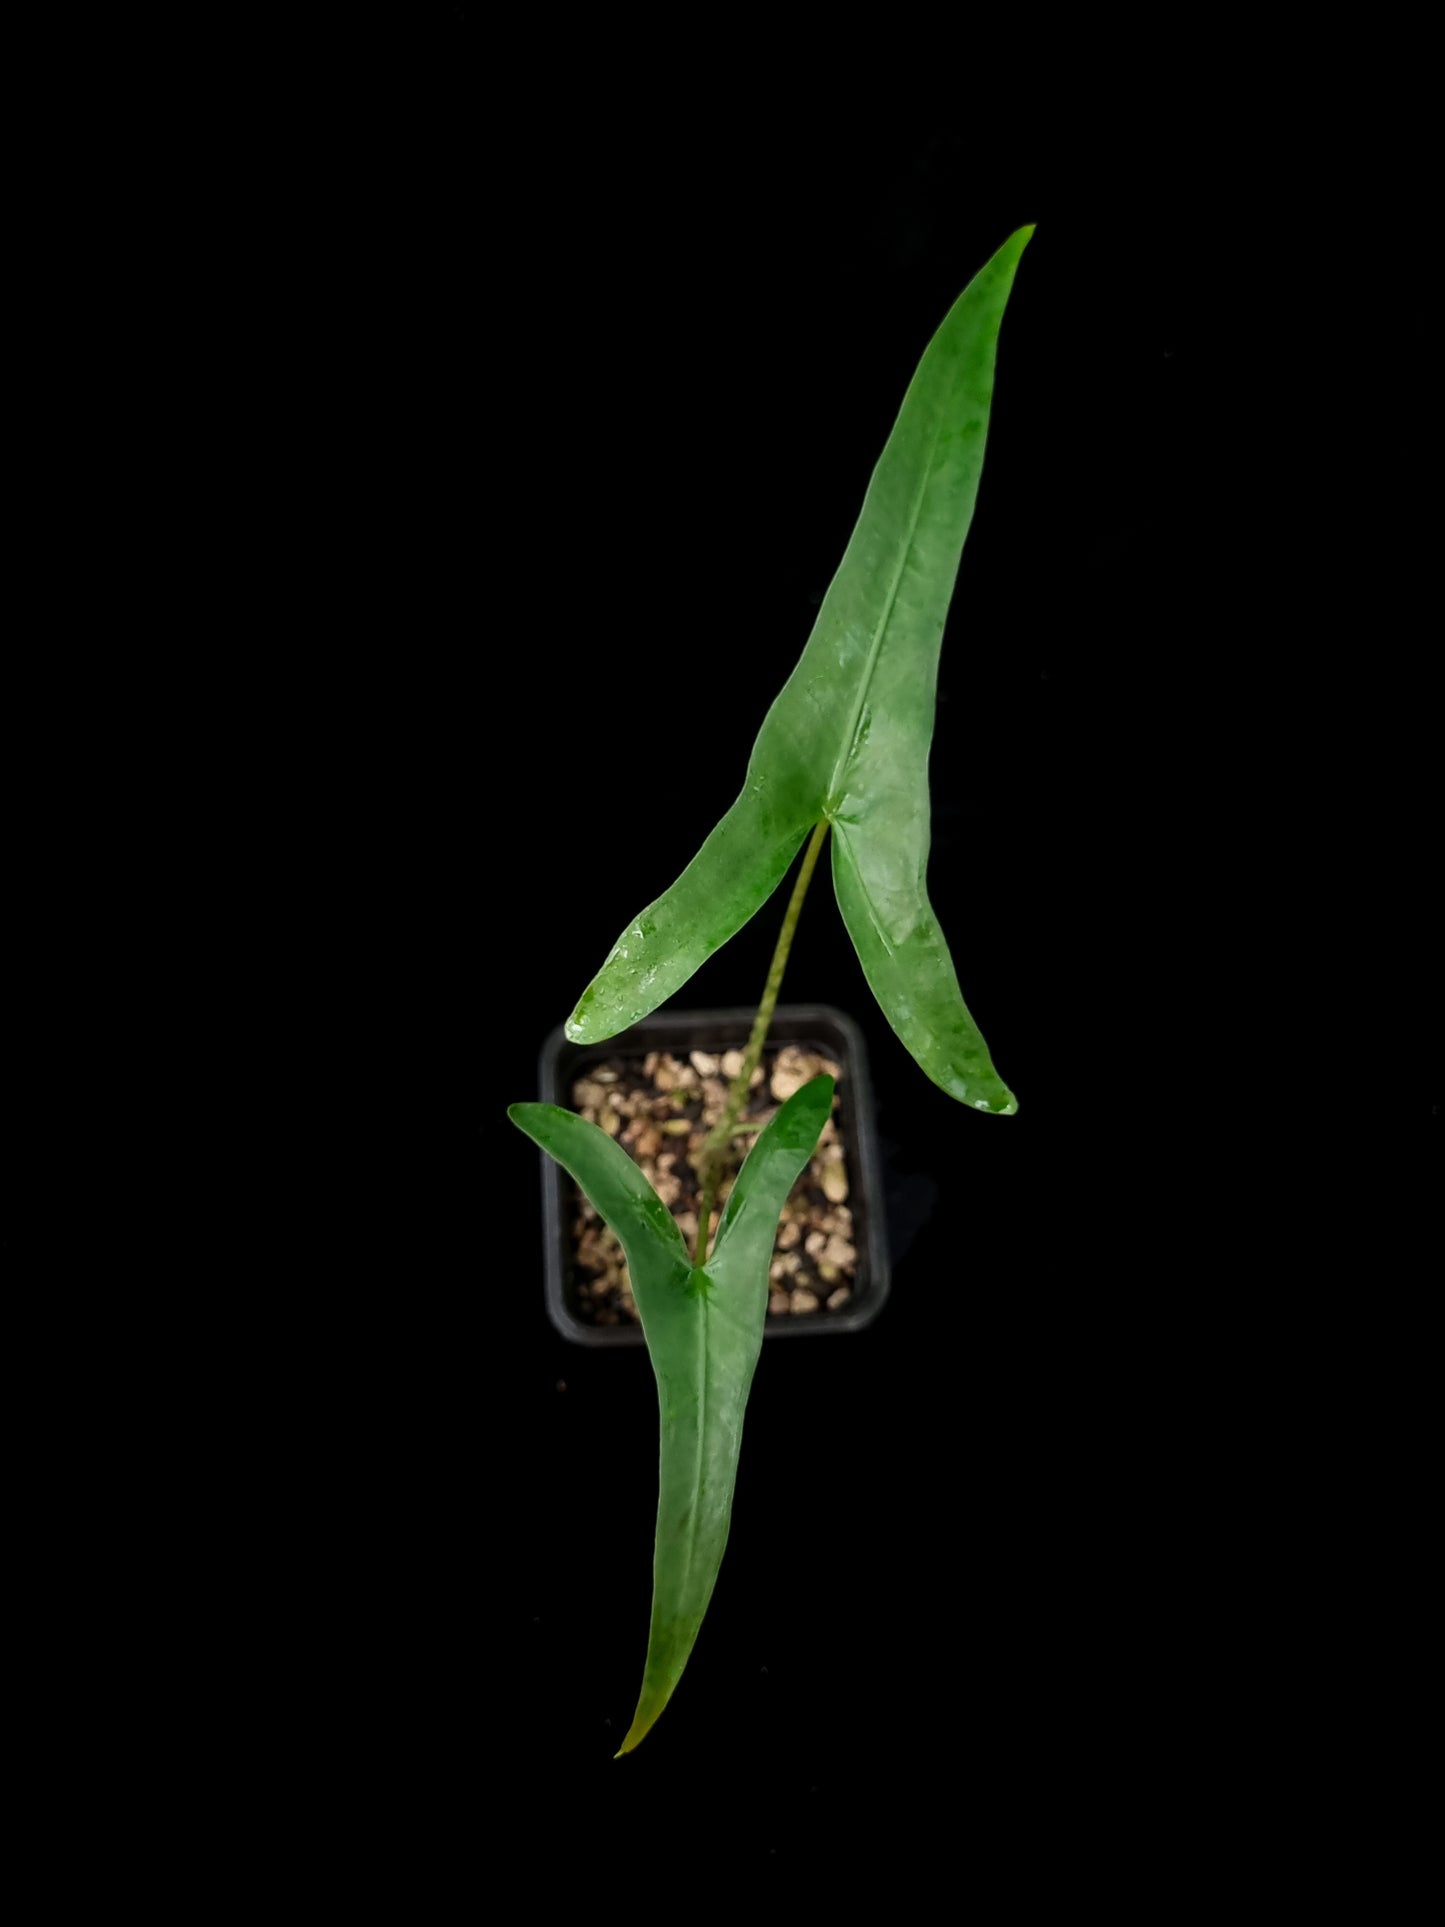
4, 17, 1437, 1904
141, 53, 1437, 1894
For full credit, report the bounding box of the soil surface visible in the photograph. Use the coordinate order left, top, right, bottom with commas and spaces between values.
568, 1044, 857, 1326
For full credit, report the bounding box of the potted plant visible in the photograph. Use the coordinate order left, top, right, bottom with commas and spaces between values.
510, 225, 1032, 1753
537, 1003, 890, 1340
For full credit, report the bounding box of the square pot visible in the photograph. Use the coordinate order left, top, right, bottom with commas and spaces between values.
534, 1005, 890, 1344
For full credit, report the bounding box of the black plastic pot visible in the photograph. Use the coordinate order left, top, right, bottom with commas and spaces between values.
535, 1005, 890, 1345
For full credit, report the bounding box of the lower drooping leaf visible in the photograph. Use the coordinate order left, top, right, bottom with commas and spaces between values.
508, 1074, 835, 1752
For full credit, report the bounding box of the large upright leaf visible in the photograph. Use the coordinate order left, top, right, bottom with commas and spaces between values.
509, 1075, 834, 1752
565, 227, 1031, 1114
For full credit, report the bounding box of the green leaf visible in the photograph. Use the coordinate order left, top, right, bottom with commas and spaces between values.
508, 1075, 834, 1753
565, 227, 1030, 1113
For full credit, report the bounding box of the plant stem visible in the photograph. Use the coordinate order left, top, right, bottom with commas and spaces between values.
693, 817, 831, 1265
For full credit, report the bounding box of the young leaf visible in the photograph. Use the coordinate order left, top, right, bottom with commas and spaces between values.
508, 1075, 835, 1753
565, 227, 1031, 1113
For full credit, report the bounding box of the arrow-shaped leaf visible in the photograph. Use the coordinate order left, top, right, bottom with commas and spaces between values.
565, 227, 1031, 1113
509, 1074, 834, 1752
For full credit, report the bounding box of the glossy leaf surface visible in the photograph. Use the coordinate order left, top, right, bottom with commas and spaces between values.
509, 1075, 834, 1752
566, 228, 1030, 1113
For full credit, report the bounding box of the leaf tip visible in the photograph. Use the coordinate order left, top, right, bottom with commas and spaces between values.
614, 1699, 663, 1758
803, 1071, 835, 1118
565, 989, 619, 1046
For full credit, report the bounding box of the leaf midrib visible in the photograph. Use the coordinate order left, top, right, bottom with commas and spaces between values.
823, 376, 955, 815
681, 1286, 709, 1611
